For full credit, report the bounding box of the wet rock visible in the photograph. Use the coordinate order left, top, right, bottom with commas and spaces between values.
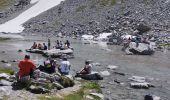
114, 72, 125, 76
28, 85, 50, 94
0, 80, 12, 86
1, 51, 6, 53
107, 65, 119, 70
85, 95, 94, 100
1, 60, 8, 63
75, 72, 103, 80
144, 95, 161, 100
90, 93, 104, 100
136, 24, 151, 35
59, 75, 75, 88
130, 82, 151, 89
53, 82, 64, 90
129, 76, 146, 83
18, 49, 23, 52
100, 71, 110, 76
0, 73, 10, 79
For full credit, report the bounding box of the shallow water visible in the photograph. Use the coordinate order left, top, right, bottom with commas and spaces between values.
0, 36, 170, 99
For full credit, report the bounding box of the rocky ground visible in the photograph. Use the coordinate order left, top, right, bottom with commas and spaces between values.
0, 0, 32, 24
22, 0, 170, 38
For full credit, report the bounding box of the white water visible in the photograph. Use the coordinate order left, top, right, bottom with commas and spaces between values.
0, 0, 64, 33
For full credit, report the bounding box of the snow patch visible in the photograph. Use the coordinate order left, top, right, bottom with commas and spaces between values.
0, 0, 64, 33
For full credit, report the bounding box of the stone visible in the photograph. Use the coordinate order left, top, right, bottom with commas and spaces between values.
53, 82, 64, 90
107, 65, 119, 70
90, 93, 104, 100
1, 60, 8, 63
59, 75, 75, 88
85, 95, 94, 100
28, 85, 50, 94
18, 49, 23, 52
75, 72, 103, 80
0, 73, 10, 79
0, 80, 12, 86
130, 82, 150, 89
136, 24, 151, 35
144, 95, 161, 100
100, 71, 110, 76
129, 76, 146, 83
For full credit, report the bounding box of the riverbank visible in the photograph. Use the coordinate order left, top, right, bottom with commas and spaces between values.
0, 35, 170, 99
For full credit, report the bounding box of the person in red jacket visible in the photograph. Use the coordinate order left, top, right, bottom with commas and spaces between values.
17, 55, 36, 80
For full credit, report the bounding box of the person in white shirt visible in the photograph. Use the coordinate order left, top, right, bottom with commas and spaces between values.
58, 57, 71, 75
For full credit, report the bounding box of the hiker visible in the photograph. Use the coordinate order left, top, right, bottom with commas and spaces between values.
59, 41, 63, 49
17, 55, 36, 81
31, 42, 37, 49
76, 60, 92, 75
39, 58, 56, 74
65, 40, 70, 48
55, 40, 60, 49
43, 43, 47, 50
38, 43, 43, 50
58, 57, 71, 75
48, 38, 51, 50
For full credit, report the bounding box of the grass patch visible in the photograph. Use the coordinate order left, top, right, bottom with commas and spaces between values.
38, 82, 102, 100
0, 37, 10, 41
0, 0, 16, 11
0, 68, 15, 75
76, 5, 87, 12
99, 0, 117, 6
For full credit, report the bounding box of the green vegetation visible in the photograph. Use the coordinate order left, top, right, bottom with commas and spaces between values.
38, 81, 102, 100
0, 37, 10, 41
0, 0, 16, 11
76, 5, 87, 12
99, 0, 117, 6
0, 68, 15, 75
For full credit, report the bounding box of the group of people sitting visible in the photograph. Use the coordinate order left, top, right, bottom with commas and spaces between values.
31, 42, 47, 50
55, 40, 70, 50
16, 55, 91, 82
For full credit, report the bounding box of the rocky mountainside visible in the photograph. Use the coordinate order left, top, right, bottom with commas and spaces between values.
23, 0, 170, 37
0, 0, 31, 24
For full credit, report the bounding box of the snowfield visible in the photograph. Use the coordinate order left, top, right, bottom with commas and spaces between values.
0, 0, 64, 33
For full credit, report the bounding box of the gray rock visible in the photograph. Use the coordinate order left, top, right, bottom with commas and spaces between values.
0, 80, 12, 86
90, 93, 104, 100
28, 85, 50, 94
53, 82, 64, 90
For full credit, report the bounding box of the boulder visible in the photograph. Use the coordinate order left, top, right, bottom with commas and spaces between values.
0, 73, 10, 79
28, 85, 50, 94
129, 76, 146, 83
130, 82, 153, 89
0, 80, 12, 86
90, 93, 104, 100
100, 71, 110, 76
136, 24, 151, 35
144, 95, 161, 100
1, 60, 8, 63
59, 75, 75, 88
53, 82, 64, 90
75, 72, 103, 80
107, 65, 119, 70
125, 42, 155, 55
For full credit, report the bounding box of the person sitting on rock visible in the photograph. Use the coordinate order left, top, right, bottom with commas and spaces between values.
39, 58, 56, 74
17, 55, 36, 81
55, 40, 60, 49
76, 60, 92, 76
31, 42, 37, 49
58, 57, 71, 75
43, 43, 47, 50
65, 40, 70, 48
38, 43, 43, 50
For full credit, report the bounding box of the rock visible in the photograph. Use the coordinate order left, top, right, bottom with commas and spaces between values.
85, 95, 94, 100
144, 95, 161, 100
90, 93, 104, 100
53, 82, 64, 90
18, 49, 23, 52
0, 73, 10, 79
100, 71, 110, 76
126, 42, 155, 55
107, 65, 119, 70
28, 85, 50, 94
129, 76, 146, 83
114, 72, 125, 76
0, 80, 12, 86
130, 82, 150, 89
75, 72, 103, 80
59, 75, 75, 88
1, 60, 8, 63
136, 24, 151, 35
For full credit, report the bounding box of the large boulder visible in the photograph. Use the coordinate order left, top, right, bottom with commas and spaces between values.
75, 72, 103, 80
125, 42, 155, 55
59, 75, 75, 88
136, 24, 151, 35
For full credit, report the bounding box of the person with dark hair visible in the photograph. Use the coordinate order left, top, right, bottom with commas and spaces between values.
17, 55, 36, 80
65, 40, 70, 48
76, 61, 92, 75
48, 38, 51, 50
58, 57, 71, 75
43, 43, 47, 50
55, 40, 60, 49
38, 43, 43, 50
31, 42, 37, 49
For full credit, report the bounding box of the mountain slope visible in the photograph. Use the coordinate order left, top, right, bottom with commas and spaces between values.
23, 0, 170, 37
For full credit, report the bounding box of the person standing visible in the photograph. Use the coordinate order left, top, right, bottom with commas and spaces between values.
48, 38, 51, 50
